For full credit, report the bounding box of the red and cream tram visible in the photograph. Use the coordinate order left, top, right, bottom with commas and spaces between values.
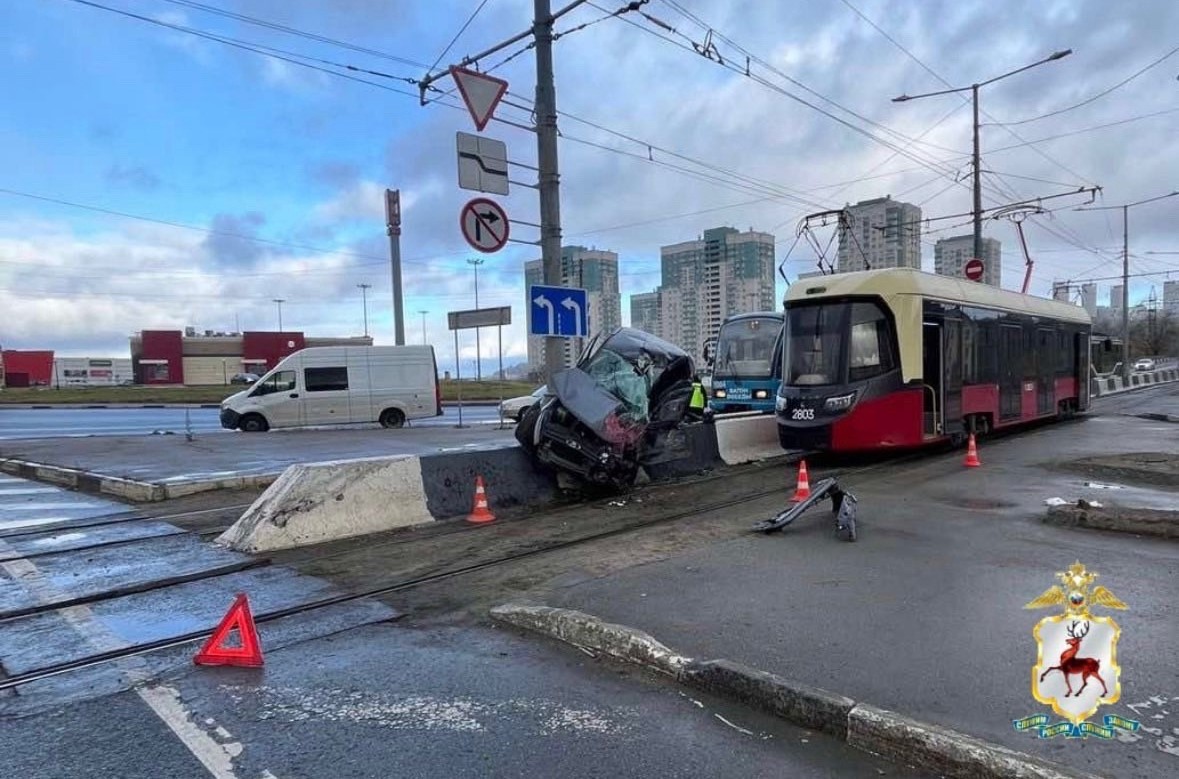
775, 268, 1092, 452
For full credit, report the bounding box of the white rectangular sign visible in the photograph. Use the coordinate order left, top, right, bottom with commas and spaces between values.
457, 132, 509, 196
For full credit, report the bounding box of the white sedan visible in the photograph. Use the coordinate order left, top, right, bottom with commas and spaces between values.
499, 385, 547, 421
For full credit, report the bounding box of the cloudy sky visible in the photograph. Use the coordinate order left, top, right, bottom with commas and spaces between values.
2, 0, 1177, 370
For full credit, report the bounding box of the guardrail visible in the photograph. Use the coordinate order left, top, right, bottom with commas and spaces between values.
1091, 366, 1179, 398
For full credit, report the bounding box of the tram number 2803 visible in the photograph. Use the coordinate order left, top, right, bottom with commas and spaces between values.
790, 407, 815, 421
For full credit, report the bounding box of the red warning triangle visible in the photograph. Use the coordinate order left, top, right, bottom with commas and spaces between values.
194, 593, 264, 667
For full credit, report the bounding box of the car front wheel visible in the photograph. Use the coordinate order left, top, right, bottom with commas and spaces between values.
239, 414, 268, 433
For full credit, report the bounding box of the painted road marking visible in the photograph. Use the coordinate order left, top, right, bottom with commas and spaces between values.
0, 532, 275, 779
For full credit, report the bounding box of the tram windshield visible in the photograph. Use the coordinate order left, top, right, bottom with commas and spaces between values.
714, 316, 783, 379
783, 301, 894, 386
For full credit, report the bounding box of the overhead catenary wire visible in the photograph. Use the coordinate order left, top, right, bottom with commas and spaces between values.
993, 45, 1179, 126
835, 0, 1110, 252
49, 0, 1149, 290
427, 0, 492, 74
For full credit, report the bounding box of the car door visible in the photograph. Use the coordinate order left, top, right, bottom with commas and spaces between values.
251, 370, 302, 427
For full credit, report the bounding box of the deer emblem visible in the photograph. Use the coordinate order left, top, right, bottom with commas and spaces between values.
1038, 621, 1108, 698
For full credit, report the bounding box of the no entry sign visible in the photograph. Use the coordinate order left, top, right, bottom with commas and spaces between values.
965, 258, 985, 282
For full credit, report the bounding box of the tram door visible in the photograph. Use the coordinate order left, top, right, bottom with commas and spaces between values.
943, 319, 963, 435
998, 324, 1023, 420
922, 322, 944, 436
1036, 328, 1054, 415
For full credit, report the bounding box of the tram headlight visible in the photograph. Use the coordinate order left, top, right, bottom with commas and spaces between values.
714, 389, 727, 399
753, 389, 769, 399
775, 395, 788, 412
824, 391, 857, 412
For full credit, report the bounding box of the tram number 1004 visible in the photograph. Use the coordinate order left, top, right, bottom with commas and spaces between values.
790, 407, 815, 421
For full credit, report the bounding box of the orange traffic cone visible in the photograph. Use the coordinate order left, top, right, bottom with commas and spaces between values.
964, 434, 981, 468
467, 475, 496, 524
791, 460, 812, 502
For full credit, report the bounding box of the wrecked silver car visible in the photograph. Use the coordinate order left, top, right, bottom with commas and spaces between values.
515, 327, 705, 490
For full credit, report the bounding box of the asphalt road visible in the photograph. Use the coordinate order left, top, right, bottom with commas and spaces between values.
542, 390, 1179, 779
0, 404, 504, 440
0, 622, 931, 779
0, 472, 928, 779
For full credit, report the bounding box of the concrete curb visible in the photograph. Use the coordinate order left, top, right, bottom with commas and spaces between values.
489, 603, 689, 676
682, 658, 855, 739
1045, 503, 1179, 539
489, 603, 1103, 779
0, 456, 276, 502
847, 704, 1099, 779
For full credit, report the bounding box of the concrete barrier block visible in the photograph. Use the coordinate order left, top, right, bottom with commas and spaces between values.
847, 704, 1101, 779
216, 454, 433, 553
418, 446, 558, 520
643, 421, 723, 481
715, 414, 784, 465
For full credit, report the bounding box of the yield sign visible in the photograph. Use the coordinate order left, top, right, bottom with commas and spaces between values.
450, 66, 509, 132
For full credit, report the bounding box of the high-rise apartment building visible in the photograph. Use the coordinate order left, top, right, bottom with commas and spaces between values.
1081, 283, 1098, 317
1110, 284, 1124, 315
649, 226, 776, 366
525, 246, 621, 372
1164, 280, 1179, 316
933, 234, 1002, 287
629, 291, 662, 338
837, 196, 922, 273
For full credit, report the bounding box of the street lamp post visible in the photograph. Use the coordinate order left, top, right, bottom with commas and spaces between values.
1075, 191, 1179, 381
272, 299, 285, 332
893, 50, 1072, 264
418, 310, 429, 345
357, 283, 372, 338
467, 258, 485, 381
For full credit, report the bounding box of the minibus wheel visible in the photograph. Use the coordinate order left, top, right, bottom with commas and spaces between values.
239, 414, 268, 433
380, 408, 406, 429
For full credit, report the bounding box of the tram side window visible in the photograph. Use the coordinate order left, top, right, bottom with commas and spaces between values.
977, 322, 998, 384
848, 303, 895, 381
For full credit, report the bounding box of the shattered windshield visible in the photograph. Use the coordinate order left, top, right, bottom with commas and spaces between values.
582, 347, 650, 420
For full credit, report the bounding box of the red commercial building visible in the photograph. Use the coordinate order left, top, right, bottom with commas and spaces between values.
1, 350, 55, 387
129, 330, 372, 385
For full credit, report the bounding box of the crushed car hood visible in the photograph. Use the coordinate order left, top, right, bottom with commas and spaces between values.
549, 367, 626, 440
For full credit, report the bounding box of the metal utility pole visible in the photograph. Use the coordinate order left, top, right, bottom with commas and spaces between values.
272, 298, 285, 332
1076, 191, 1179, 381
419, 310, 429, 345
893, 50, 1072, 263
467, 257, 485, 380
357, 283, 371, 337
416, 0, 597, 384
535, 0, 565, 383
385, 189, 406, 345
